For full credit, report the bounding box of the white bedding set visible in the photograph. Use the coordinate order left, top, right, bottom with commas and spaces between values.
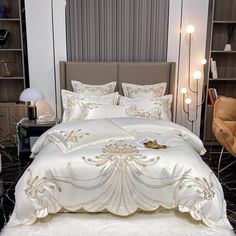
10, 118, 232, 231
8, 80, 234, 235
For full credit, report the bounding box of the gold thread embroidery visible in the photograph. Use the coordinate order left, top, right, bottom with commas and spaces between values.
73, 84, 113, 94
127, 86, 165, 96
23, 140, 216, 222
83, 143, 159, 169
59, 129, 89, 143
125, 105, 162, 120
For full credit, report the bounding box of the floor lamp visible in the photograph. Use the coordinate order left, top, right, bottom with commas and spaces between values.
180, 25, 207, 132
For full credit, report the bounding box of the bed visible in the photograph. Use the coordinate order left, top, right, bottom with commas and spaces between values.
7, 62, 234, 235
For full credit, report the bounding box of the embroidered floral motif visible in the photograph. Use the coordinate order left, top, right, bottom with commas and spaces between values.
59, 129, 89, 143
83, 143, 159, 170
73, 84, 113, 94
125, 104, 162, 120
80, 102, 98, 118
151, 97, 171, 115
63, 94, 80, 111
127, 86, 165, 97
178, 176, 215, 200
23, 146, 216, 225
25, 169, 61, 200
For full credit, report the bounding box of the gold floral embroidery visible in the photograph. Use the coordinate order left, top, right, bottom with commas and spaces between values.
59, 129, 89, 143
25, 169, 61, 200
83, 143, 159, 169
151, 97, 171, 115
127, 85, 165, 97
73, 84, 113, 94
178, 176, 215, 200
23, 139, 216, 221
125, 104, 162, 120
63, 93, 81, 110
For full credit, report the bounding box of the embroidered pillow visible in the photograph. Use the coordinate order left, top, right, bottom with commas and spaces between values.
122, 82, 167, 99
119, 95, 173, 121
84, 104, 129, 120
71, 80, 116, 96
61, 90, 119, 122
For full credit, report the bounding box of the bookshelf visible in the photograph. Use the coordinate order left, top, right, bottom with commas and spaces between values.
203, 0, 236, 143
0, 0, 27, 138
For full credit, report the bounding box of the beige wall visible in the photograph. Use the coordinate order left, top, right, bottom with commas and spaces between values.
25, 0, 67, 117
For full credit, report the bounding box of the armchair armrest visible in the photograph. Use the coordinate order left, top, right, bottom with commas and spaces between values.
213, 118, 236, 156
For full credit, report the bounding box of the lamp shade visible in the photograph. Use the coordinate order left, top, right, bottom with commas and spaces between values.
19, 88, 44, 102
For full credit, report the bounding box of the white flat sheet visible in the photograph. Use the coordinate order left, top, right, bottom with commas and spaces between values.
2, 209, 235, 236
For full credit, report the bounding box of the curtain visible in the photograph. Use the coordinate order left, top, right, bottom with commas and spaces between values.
66, 0, 169, 62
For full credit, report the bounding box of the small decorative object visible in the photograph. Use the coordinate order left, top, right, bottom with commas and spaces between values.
143, 139, 167, 149
210, 58, 218, 79
19, 88, 45, 121
0, 4, 8, 18
0, 58, 14, 76
0, 29, 9, 48
224, 24, 235, 52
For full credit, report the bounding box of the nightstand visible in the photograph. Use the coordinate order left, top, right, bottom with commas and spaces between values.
16, 118, 59, 157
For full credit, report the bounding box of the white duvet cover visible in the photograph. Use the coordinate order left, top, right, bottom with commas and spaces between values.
12, 118, 232, 230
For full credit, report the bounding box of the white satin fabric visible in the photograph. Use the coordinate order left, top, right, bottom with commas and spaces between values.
12, 118, 232, 230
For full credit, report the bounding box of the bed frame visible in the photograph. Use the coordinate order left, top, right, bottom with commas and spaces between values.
59, 62, 176, 119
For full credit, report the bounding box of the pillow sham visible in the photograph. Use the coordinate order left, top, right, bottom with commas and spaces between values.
61, 90, 119, 122
71, 80, 116, 96
84, 94, 172, 121
85, 104, 128, 120
119, 94, 173, 121
122, 82, 167, 98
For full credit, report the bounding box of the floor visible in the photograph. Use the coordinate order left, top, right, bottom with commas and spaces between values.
203, 145, 236, 231
0, 149, 31, 231
0, 146, 235, 233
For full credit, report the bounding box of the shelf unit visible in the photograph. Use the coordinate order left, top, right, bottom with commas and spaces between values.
0, 0, 27, 138
203, 0, 236, 143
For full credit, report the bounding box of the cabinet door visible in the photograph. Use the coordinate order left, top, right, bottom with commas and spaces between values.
0, 106, 10, 138
9, 105, 26, 137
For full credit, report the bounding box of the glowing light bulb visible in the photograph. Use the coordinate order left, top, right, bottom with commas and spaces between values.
186, 25, 195, 34
185, 98, 192, 104
180, 88, 187, 94
193, 70, 202, 80
200, 58, 207, 65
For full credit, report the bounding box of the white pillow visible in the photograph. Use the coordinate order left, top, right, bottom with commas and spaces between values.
71, 80, 116, 96
84, 94, 172, 121
84, 104, 128, 120
61, 90, 119, 122
122, 82, 167, 98
119, 95, 173, 121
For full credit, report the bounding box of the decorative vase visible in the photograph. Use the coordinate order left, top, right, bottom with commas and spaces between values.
0, 29, 9, 48
224, 43, 232, 52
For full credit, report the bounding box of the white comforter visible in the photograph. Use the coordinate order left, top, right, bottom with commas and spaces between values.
12, 118, 232, 230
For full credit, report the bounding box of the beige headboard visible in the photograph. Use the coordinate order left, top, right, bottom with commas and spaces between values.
60, 62, 176, 119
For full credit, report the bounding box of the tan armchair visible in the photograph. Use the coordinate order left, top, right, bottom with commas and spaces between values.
212, 96, 236, 177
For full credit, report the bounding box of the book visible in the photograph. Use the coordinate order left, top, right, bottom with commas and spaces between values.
210, 59, 218, 79
208, 88, 216, 105
212, 88, 218, 101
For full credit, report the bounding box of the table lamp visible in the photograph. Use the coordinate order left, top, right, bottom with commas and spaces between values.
19, 88, 44, 120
